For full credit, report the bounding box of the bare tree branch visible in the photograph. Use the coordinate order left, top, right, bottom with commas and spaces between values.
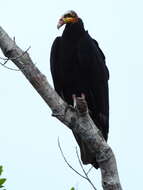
75, 147, 97, 190
0, 46, 31, 61
0, 61, 20, 71
0, 46, 31, 71
58, 138, 97, 190
0, 26, 123, 190
87, 166, 93, 175
58, 138, 87, 180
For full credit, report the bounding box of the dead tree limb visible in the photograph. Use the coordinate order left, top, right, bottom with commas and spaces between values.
0, 26, 123, 190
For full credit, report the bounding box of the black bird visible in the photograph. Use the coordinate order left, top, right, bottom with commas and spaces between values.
50, 10, 109, 168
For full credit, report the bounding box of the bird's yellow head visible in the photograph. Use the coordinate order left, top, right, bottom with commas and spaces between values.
57, 10, 79, 29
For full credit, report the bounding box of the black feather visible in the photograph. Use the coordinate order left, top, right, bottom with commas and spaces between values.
50, 18, 109, 168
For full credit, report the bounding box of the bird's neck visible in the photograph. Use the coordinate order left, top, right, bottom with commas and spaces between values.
62, 19, 85, 41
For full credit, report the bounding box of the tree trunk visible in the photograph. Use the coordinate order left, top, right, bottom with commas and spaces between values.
0, 26, 123, 190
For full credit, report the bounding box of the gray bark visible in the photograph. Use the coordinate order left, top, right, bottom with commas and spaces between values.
0, 26, 123, 190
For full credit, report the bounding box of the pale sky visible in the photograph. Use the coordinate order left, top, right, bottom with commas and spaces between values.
0, 0, 142, 189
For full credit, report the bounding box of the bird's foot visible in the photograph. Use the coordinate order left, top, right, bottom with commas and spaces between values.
72, 94, 76, 108
72, 93, 88, 115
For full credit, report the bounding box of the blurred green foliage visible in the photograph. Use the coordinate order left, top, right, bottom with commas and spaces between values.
70, 188, 75, 190
0, 166, 6, 190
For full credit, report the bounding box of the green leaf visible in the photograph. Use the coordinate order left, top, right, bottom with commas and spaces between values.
0, 166, 3, 176
0, 178, 6, 186
70, 188, 75, 190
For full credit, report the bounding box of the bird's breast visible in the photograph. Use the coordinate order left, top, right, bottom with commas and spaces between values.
58, 45, 81, 87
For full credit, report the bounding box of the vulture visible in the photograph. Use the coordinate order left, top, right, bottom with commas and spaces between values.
50, 10, 109, 168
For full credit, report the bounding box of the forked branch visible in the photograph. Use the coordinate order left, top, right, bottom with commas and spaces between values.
58, 138, 97, 190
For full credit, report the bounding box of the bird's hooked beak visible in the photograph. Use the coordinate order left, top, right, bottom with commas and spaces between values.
57, 17, 78, 29
57, 17, 65, 29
